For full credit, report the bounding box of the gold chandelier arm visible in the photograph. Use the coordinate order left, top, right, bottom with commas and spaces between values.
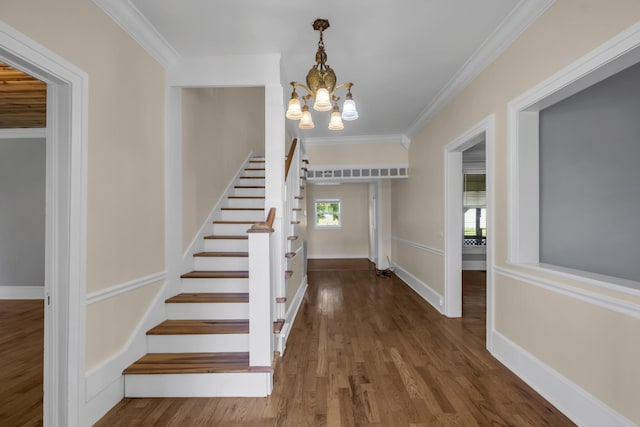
330, 82, 354, 96
290, 81, 315, 98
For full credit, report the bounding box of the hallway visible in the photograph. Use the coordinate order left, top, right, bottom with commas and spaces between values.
96, 259, 573, 426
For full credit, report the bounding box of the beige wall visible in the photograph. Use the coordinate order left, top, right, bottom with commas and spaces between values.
306, 142, 407, 166
307, 183, 369, 258
0, 0, 167, 370
392, 0, 640, 423
182, 87, 264, 251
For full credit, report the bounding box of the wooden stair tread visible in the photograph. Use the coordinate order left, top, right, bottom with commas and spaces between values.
234, 185, 265, 188
287, 236, 299, 240
285, 252, 296, 259
166, 293, 249, 303
244, 168, 265, 171
221, 208, 264, 211
147, 319, 249, 335
194, 251, 248, 257
204, 235, 248, 240
123, 352, 271, 375
181, 270, 249, 279
273, 319, 285, 334
239, 176, 265, 179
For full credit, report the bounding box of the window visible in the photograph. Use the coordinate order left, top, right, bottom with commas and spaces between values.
463, 173, 486, 245
315, 200, 341, 227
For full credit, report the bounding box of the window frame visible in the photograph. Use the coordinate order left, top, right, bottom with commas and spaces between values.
314, 199, 342, 228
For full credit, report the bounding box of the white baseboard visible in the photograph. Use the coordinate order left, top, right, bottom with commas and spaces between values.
0, 285, 44, 299
491, 330, 635, 427
83, 278, 168, 422
277, 275, 308, 355
308, 254, 369, 259
391, 263, 444, 314
462, 260, 486, 270
82, 376, 123, 426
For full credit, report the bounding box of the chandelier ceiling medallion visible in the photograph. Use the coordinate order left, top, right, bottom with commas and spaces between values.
285, 19, 359, 131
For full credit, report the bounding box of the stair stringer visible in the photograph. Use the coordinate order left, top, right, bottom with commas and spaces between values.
179, 151, 260, 281
121, 154, 273, 398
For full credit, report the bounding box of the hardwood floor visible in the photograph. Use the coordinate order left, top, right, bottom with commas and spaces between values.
96, 260, 573, 426
0, 300, 43, 427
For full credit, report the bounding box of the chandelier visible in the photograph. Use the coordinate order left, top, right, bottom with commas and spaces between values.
285, 19, 359, 131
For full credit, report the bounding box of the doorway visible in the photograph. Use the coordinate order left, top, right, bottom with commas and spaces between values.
0, 21, 88, 426
444, 116, 494, 349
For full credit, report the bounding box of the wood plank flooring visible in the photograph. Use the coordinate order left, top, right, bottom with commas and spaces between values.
96, 260, 574, 426
0, 300, 43, 427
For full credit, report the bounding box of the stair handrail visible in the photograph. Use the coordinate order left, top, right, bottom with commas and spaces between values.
248, 207, 276, 233
284, 138, 298, 181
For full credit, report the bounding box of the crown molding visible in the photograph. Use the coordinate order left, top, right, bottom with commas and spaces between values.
405, 0, 555, 138
304, 134, 406, 146
92, 0, 179, 68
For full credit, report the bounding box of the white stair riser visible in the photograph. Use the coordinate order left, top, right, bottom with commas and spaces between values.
124, 372, 272, 397
225, 198, 264, 209
167, 302, 249, 320
204, 239, 248, 252
212, 223, 253, 235
218, 210, 265, 222
237, 178, 265, 186
194, 256, 248, 270
147, 334, 249, 353
233, 188, 265, 197
242, 170, 265, 177
180, 278, 249, 293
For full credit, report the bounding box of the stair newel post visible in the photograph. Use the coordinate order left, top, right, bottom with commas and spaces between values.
247, 208, 276, 367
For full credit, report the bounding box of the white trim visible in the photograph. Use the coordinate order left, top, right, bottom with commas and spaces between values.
91, 0, 179, 68
443, 116, 494, 322
520, 263, 640, 296
309, 163, 408, 171
278, 275, 308, 355
494, 266, 640, 319
85, 271, 167, 304
181, 153, 255, 274
0, 286, 44, 299
0, 20, 89, 427
83, 377, 123, 427
405, 0, 554, 138
84, 278, 168, 415
391, 236, 444, 256
507, 22, 640, 279
391, 262, 444, 314
491, 331, 635, 427
400, 134, 411, 150
0, 128, 46, 139
304, 134, 406, 146
308, 254, 369, 260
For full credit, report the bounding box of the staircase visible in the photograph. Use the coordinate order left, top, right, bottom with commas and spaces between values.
123, 157, 274, 397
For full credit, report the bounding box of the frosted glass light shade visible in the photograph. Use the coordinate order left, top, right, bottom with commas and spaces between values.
313, 87, 332, 111
299, 106, 314, 129
286, 97, 302, 120
328, 110, 344, 130
341, 98, 358, 121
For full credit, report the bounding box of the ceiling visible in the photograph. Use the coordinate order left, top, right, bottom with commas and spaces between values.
123, 0, 546, 143
0, 62, 46, 129
2, 2, 551, 139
